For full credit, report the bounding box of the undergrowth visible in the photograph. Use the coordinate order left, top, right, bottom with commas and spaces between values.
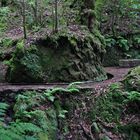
0, 85, 79, 140
90, 82, 140, 139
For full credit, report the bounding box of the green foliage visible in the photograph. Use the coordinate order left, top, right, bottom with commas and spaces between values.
0, 102, 9, 122
0, 102, 42, 140
117, 36, 129, 51
12, 85, 79, 139
132, 35, 140, 49
0, 7, 10, 36
89, 68, 140, 138
44, 86, 79, 102
134, 36, 140, 44
123, 66, 140, 92
124, 91, 140, 103
119, 124, 140, 140
5, 40, 44, 83
7, 90, 56, 140
0, 38, 14, 48
90, 83, 125, 123
105, 36, 129, 51
105, 37, 116, 47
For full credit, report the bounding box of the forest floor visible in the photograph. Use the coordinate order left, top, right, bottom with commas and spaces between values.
0, 67, 130, 92
0, 66, 139, 140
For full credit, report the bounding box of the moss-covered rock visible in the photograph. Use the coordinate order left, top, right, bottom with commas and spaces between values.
36, 27, 107, 82
122, 66, 140, 92
5, 27, 107, 83
103, 46, 123, 66
5, 41, 45, 83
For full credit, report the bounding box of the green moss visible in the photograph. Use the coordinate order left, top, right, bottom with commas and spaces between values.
103, 46, 123, 66
5, 41, 45, 83
89, 83, 125, 123
123, 66, 140, 92
89, 75, 140, 139
5, 27, 107, 83
36, 28, 107, 82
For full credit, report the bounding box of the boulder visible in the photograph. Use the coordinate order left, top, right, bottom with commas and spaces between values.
5, 27, 107, 83
123, 66, 140, 91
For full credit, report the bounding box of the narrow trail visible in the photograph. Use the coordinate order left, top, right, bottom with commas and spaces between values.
0, 67, 130, 92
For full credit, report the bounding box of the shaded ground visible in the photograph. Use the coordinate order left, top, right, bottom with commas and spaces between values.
0, 67, 130, 92
0, 66, 139, 140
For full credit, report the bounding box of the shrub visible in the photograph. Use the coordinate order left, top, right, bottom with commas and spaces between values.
0, 102, 42, 140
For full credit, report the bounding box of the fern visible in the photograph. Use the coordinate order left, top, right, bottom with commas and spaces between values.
0, 102, 9, 122
117, 36, 129, 51
0, 102, 42, 140
44, 85, 79, 102
0, 121, 42, 140
67, 82, 81, 89
124, 91, 140, 103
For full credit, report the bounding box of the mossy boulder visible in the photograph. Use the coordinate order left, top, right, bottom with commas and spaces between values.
5, 41, 45, 83
103, 46, 123, 66
5, 27, 107, 83
122, 66, 140, 92
36, 27, 107, 82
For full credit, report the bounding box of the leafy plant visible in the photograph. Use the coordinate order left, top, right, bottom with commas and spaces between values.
0, 102, 42, 140
0, 102, 9, 122
105, 37, 116, 47
0, 38, 14, 48
44, 86, 79, 102
13, 85, 79, 139
124, 91, 140, 103
117, 36, 129, 51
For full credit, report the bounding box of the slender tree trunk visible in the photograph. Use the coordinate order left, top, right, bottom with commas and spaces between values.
39, 0, 43, 26
52, 4, 55, 32
35, 0, 38, 25
54, 0, 58, 32
22, 0, 27, 39
81, 0, 96, 32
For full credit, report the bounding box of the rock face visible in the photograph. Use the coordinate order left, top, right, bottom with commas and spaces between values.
5, 28, 107, 83
119, 59, 140, 68
103, 46, 123, 66
36, 28, 107, 82
123, 66, 140, 92
0, 62, 7, 82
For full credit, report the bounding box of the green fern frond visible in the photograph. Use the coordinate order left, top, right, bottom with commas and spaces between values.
11, 122, 42, 133
67, 82, 81, 89
0, 103, 9, 122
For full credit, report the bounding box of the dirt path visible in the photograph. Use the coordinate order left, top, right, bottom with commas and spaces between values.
84, 67, 130, 90
0, 67, 130, 92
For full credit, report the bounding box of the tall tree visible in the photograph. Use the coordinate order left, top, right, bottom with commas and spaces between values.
81, 0, 96, 32
54, 0, 58, 32
22, 0, 27, 39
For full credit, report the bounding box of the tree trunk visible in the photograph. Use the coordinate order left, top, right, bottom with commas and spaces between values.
35, 0, 38, 25
81, 0, 96, 32
54, 0, 58, 32
22, 0, 27, 39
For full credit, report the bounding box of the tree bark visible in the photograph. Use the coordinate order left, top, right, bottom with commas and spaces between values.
35, 0, 38, 25
54, 0, 58, 32
22, 0, 27, 39
81, 0, 96, 32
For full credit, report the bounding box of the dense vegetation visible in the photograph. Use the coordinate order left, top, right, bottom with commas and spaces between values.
0, 67, 140, 139
0, 0, 140, 140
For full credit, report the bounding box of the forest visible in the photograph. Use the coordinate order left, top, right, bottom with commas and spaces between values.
0, 0, 140, 139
